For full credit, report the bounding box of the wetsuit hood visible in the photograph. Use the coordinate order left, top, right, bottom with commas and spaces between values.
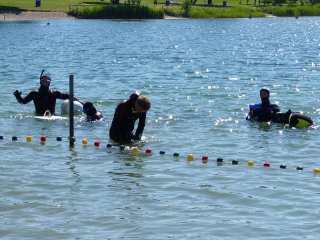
83, 102, 97, 116
40, 75, 51, 88
260, 88, 270, 107
129, 93, 140, 103
39, 85, 50, 92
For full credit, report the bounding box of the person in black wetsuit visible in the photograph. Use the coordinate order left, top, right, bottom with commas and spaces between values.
82, 102, 104, 122
272, 109, 315, 128
109, 93, 151, 142
246, 88, 280, 122
13, 70, 80, 115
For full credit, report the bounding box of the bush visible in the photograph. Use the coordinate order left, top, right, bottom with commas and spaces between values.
181, 0, 192, 17
71, 5, 164, 19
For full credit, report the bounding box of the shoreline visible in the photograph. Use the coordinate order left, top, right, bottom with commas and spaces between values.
0, 11, 76, 21
0, 10, 274, 21
0, 11, 182, 20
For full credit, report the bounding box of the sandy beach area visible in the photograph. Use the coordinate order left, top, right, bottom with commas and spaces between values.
0, 11, 76, 21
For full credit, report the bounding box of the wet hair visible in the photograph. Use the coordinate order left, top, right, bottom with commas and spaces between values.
136, 96, 151, 111
82, 102, 97, 116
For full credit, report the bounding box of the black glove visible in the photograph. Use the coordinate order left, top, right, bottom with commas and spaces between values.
13, 90, 23, 103
13, 90, 21, 97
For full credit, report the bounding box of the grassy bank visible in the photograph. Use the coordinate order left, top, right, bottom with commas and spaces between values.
0, 0, 246, 12
0, 0, 234, 11
2, 0, 320, 18
164, 5, 265, 18
189, 6, 265, 18
262, 4, 320, 17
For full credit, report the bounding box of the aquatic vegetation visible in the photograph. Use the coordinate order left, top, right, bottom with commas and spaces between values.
70, 5, 164, 19
262, 4, 320, 16
164, 5, 266, 18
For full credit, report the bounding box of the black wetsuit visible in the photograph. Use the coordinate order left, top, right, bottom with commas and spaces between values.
247, 102, 280, 122
15, 86, 71, 115
272, 109, 314, 128
87, 111, 104, 122
288, 112, 314, 128
109, 93, 146, 142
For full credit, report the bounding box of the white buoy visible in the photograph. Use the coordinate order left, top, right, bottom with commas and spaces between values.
61, 100, 83, 115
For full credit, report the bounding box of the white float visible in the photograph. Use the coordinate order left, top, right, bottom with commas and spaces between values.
61, 100, 83, 115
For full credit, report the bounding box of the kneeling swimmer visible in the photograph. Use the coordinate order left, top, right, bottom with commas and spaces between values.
82, 102, 104, 122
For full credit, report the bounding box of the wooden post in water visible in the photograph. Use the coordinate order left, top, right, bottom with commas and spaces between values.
69, 74, 74, 146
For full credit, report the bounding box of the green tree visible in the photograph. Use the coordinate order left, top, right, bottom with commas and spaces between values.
181, 0, 192, 17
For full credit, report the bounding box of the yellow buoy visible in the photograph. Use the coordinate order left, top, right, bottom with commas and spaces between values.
26, 136, 32, 142
248, 161, 254, 166
187, 154, 194, 160
82, 139, 88, 145
132, 147, 139, 153
313, 168, 320, 174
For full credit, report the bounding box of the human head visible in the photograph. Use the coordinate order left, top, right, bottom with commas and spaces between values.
40, 75, 51, 88
135, 96, 151, 113
260, 88, 270, 99
82, 102, 97, 116
260, 88, 270, 106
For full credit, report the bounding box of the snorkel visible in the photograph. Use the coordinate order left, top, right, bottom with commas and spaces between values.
40, 69, 44, 80
39, 69, 51, 89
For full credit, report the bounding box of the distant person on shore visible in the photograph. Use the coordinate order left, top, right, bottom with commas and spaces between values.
109, 93, 151, 142
246, 88, 280, 122
13, 69, 80, 115
154, 0, 157, 6
82, 102, 104, 122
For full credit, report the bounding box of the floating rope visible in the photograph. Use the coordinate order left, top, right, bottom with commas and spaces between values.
1, 134, 320, 174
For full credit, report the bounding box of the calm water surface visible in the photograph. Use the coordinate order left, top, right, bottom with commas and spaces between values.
1, 17, 320, 239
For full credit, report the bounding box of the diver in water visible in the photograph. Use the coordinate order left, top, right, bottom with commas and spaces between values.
82, 102, 104, 122
13, 69, 80, 115
109, 93, 151, 142
273, 109, 315, 128
246, 88, 280, 122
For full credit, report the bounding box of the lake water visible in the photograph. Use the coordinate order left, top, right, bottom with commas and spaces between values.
1, 17, 320, 239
